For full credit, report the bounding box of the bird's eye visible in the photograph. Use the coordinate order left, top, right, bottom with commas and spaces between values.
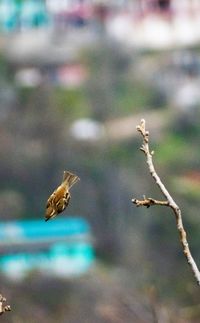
46, 201, 50, 208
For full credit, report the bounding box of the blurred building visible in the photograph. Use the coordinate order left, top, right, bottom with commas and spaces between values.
0, 0, 200, 34
1, 0, 200, 71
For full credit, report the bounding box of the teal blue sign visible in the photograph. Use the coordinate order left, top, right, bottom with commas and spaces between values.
0, 218, 94, 279
0, 217, 90, 244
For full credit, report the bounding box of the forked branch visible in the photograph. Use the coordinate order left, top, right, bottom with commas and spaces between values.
132, 119, 200, 286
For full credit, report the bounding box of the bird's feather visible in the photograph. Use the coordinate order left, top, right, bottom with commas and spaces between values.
62, 171, 80, 189
45, 171, 79, 221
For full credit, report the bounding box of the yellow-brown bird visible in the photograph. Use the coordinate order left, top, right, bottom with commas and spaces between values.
45, 171, 80, 221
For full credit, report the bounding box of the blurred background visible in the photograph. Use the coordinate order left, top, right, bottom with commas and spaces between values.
0, 0, 200, 322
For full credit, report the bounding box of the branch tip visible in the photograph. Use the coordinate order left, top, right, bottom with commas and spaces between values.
0, 294, 11, 315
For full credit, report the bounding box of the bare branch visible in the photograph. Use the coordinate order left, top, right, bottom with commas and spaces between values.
133, 119, 200, 286
132, 197, 169, 208
0, 294, 11, 315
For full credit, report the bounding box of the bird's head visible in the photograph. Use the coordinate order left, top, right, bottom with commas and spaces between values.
45, 204, 57, 220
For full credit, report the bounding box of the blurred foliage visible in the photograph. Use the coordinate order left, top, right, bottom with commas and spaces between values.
156, 133, 188, 167
54, 88, 91, 120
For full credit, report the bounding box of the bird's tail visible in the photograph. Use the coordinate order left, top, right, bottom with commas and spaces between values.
62, 171, 80, 189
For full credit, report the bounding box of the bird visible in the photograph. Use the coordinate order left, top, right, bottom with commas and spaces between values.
45, 171, 80, 221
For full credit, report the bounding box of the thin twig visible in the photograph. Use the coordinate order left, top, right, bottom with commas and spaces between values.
132, 197, 169, 208
132, 119, 200, 286
0, 294, 11, 315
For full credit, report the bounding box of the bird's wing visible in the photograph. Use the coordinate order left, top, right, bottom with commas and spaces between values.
46, 189, 58, 208
55, 193, 71, 213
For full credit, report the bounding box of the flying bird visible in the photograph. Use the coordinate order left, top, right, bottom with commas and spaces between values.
45, 171, 80, 221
